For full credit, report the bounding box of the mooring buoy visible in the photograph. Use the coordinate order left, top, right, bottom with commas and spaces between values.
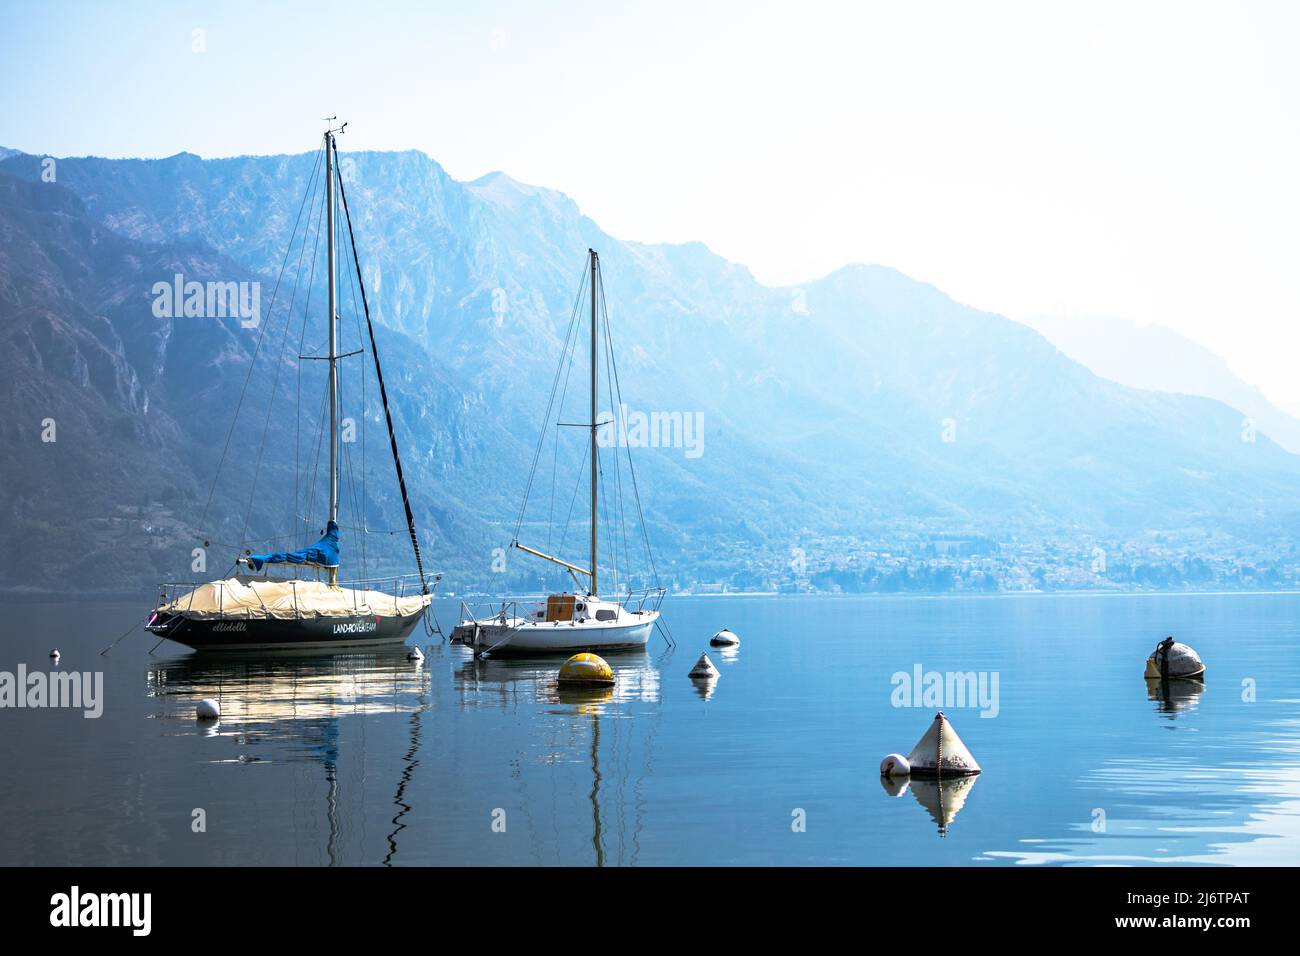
1144, 636, 1205, 680
710, 628, 740, 647
558, 652, 615, 687
905, 711, 981, 777
407, 646, 424, 662
49, 649, 60, 661
689, 652, 720, 679
880, 752, 911, 778
196, 698, 221, 721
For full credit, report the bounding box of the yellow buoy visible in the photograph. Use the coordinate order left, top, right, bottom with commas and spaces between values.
558, 652, 615, 687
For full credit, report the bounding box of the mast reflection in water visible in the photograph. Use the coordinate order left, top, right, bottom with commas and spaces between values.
144, 643, 665, 866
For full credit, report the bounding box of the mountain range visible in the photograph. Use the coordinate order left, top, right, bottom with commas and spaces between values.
1026, 311, 1300, 455
3, 144, 1300, 596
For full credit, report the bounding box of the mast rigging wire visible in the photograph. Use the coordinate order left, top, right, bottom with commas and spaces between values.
197, 144, 325, 539
333, 139, 431, 594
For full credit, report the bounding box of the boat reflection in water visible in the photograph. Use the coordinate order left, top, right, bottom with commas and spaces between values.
147, 645, 433, 865
146, 645, 669, 865
147, 645, 433, 731
881, 773, 981, 837
1145, 676, 1205, 716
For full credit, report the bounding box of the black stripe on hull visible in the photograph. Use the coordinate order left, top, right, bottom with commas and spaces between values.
156, 611, 424, 651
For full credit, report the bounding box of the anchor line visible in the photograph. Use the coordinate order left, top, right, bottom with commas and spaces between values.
936, 715, 946, 836
936, 714, 943, 776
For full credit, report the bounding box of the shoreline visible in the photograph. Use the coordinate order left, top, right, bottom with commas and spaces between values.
4, 587, 1300, 606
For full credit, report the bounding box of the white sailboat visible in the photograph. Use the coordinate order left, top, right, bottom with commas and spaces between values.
451, 250, 665, 655
147, 124, 437, 650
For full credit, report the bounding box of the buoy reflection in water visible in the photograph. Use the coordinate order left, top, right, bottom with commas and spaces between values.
715, 643, 740, 663
454, 653, 661, 708
1145, 675, 1205, 716
556, 683, 616, 709
909, 774, 980, 837
690, 674, 719, 700
879, 774, 910, 798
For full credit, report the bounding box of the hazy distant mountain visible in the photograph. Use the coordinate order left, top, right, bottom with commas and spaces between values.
1027, 312, 1300, 454
3, 148, 1300, 595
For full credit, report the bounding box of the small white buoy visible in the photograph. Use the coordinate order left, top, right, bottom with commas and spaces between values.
196, 698, 221, 720
689, 652, 720, 680
49, 649, 60, 660
407, 646, 424, 662
710, 628, 740, 647
1144, 636, 1205, 680
905, 711, 980, 777
880, 753, 911, 778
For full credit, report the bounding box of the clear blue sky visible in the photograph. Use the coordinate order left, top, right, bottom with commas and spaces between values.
4, 1, 1300, 404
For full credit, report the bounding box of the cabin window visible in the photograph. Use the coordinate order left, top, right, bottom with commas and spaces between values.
596, 609, 617, 621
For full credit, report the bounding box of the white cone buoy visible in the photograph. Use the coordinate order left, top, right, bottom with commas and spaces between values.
905, 711, 980, 777
710, 628, 740, 646
407, 646, 424, 662
49, 649, 60, 660
196, 698, 221, 721
689, 653, 720, 679
1145, 636, 1205, 680
880, 753, 911, 778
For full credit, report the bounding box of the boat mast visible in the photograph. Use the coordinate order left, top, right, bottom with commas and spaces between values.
589, 248, 598, 598
326, 128, 340, 587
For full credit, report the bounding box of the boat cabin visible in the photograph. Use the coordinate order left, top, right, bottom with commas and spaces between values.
529, 594, 622, 623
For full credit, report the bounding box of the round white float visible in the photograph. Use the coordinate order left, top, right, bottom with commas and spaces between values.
196, 698, 221, 720
880, 753, 911, 778
709, 629, 740, 647
407, 646, 424, 662
49, 649, 60, 660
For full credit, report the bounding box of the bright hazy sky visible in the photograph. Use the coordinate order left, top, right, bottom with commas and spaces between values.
4, 1, 1299, 404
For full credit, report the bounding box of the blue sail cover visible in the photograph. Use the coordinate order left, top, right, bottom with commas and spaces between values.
247, 520, 340, 573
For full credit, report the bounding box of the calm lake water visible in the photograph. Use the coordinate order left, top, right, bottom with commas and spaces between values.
1, 593, 1298, 866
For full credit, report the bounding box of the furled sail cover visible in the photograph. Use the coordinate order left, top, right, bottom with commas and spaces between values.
246, 520, 340, 573
161, 576, 431, 620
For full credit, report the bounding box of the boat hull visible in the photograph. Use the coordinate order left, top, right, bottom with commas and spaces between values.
152, 609, 425, 651
452, 615, 656, 655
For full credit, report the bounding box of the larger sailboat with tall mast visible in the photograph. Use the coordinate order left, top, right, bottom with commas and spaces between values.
146, 124, 436, 650
451, 249, 665, 655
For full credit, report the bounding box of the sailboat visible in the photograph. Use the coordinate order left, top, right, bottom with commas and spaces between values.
450, 250, 665, 655
147, 124, 436, 651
